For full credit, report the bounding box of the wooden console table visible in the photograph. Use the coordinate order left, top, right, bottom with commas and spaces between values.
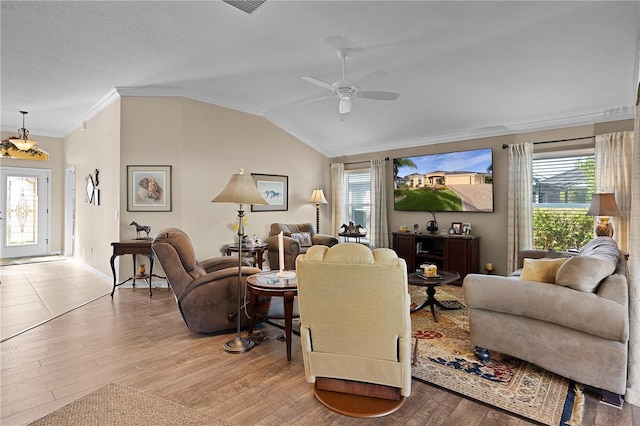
392, 232, 480, 284
110, 239, 163, 297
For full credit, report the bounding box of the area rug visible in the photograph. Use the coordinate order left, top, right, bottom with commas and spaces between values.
28, 383, 232, 426
409, 285, 583, 426
270, 285, 583, 425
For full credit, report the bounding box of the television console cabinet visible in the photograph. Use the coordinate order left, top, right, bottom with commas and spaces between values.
391, 232, 480, 284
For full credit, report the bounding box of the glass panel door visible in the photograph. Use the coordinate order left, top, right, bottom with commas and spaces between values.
1, 167, 50, 258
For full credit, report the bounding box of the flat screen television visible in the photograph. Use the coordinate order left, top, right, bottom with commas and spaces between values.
393, 148, 493, 212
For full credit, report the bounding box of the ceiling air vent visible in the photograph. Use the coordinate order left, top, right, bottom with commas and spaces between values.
223, 0, 266, 15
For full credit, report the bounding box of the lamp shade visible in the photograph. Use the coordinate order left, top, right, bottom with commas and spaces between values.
308, 188, 328, 204
586, 193, 621, 217
11, 136, 37, 151
211, 169, 268, 205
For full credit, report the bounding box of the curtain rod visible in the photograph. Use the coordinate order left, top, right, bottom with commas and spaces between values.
502, 135, 594, 150
340, 157, 390, 166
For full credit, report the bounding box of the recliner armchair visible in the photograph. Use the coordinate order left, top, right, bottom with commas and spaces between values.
296, 243, 412, 416
152, 228, 261, 334
264, 223, 338, 270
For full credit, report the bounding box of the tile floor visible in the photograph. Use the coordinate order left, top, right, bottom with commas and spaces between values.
0, 259, 113, 341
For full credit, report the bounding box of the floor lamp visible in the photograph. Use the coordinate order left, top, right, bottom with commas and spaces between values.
308, 188, 328, 233
212, 169, 267, 354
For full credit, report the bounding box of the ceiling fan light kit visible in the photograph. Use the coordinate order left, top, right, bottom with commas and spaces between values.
302, 48, 399, 116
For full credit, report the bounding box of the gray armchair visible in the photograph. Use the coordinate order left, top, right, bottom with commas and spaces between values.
264, 223, 338, 270
152, 228, 261, 334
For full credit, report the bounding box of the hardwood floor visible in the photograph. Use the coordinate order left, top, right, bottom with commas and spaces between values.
1, 263, 639, 425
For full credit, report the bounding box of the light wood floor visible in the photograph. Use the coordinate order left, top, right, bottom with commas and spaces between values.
1, 263, 638, 425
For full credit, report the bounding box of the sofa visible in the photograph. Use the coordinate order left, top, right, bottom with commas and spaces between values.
264, 223, 338, 271
463, 237, 628, 406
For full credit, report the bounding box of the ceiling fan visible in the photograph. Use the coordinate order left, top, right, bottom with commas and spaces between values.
302, 48, 399, 115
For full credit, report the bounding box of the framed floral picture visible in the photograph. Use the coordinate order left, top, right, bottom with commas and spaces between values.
127, 165, 172, 212
251, 173, 288, 212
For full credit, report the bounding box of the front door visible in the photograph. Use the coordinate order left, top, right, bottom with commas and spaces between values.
0, 167, 50, 258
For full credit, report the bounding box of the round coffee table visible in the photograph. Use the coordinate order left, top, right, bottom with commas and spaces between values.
408, 270, 462, 322
246, 271, 299, 361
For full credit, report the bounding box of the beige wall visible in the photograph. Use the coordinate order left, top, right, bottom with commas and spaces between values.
119, 97, 331, 276
64, 99, 122, 276
1, 132, 65, 255
334, 119, 634, 276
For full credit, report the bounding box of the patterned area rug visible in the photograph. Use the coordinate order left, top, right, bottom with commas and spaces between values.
409, 284, 583, 426
28, 383, 232, 426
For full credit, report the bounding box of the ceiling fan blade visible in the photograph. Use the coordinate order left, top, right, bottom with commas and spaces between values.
355, 91, 399, 101
291, 93, 336, 106
302, 76, 335, 92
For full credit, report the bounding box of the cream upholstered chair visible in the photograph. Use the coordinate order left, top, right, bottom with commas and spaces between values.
295, 243, 412, 417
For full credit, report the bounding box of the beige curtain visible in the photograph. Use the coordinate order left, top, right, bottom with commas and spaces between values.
370, 159, 389, 248
625, 95, 640, 406
330, 163, 345, 236
595, 131, 633, 251
506, 143, 533, 273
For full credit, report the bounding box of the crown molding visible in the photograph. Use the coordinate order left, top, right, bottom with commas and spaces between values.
115, 86, 265, 117
29, 83, 634, 154
325, 106, 635, 157
61, 88, 122, 137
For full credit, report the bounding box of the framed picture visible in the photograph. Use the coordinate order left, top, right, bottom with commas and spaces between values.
451, 222, 462, 235
127, 165, 172, 212
251, 173, 288, 212
462, 222, 471, 235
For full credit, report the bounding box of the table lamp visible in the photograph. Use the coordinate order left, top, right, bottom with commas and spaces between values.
587, 193, 621, 237
212, 169, 267, 354
308, 188, 328, 233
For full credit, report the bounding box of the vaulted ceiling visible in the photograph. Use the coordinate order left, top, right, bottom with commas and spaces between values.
1, 1, 638, 157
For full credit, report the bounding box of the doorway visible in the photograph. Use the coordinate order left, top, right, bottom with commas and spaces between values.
0, 166, 51, 258
64, 166, 75, 256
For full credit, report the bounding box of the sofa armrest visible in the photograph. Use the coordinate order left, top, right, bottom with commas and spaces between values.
312, 233, 339, 247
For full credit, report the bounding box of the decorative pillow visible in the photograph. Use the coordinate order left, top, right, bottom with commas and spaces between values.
555, 256, 617, 292
290, 232, 312, 247
520, 257, 570, 284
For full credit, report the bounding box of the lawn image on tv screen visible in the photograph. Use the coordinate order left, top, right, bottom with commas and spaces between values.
393, 148, 493, 212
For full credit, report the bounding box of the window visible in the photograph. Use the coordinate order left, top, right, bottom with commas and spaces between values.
532, 149, 594, 250
345, 170, 371, 233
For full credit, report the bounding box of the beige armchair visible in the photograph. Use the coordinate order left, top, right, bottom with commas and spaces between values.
296, 243, 412, 417
264, 223, 338, 270
152, 228, 261, 334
